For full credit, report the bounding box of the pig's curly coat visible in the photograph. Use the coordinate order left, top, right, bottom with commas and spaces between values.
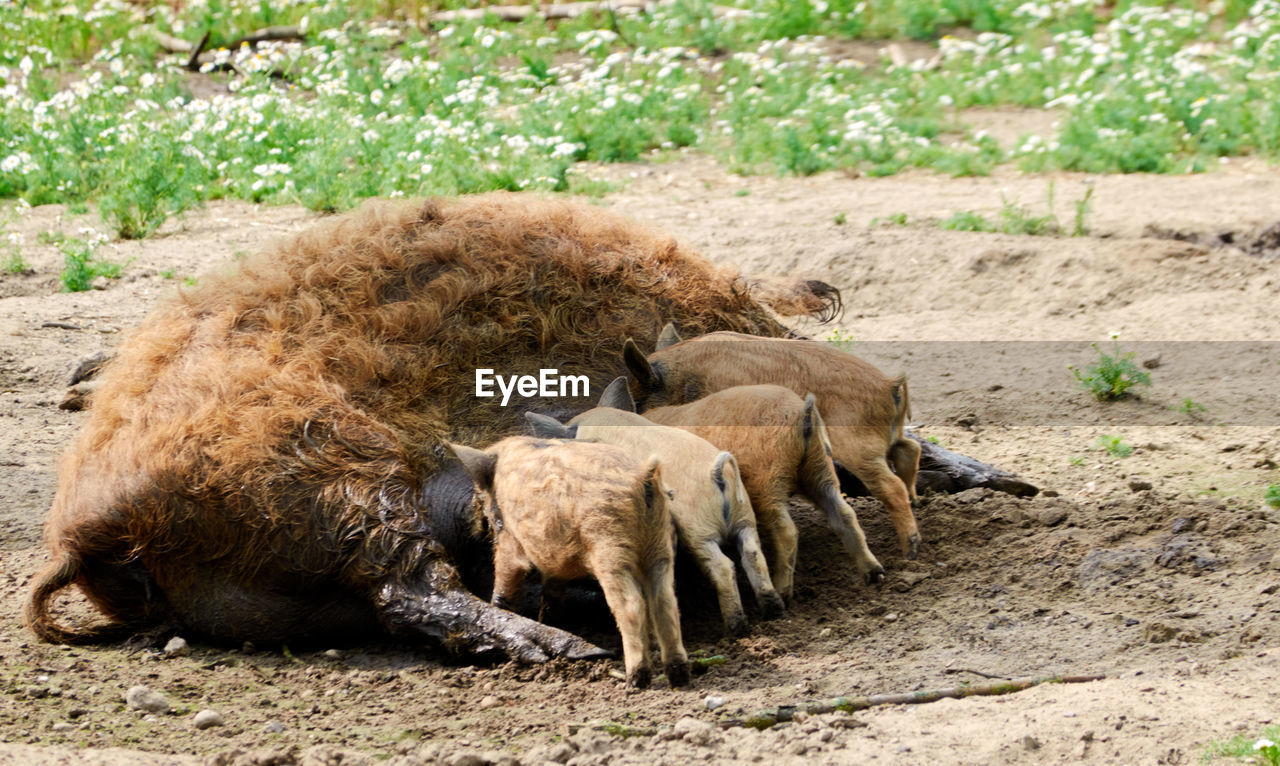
27, 193, 835, 646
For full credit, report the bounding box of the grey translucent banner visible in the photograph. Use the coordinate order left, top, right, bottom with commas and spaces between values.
485, 341, 1280, 427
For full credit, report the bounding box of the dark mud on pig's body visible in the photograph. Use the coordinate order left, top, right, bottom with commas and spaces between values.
25, 193, 836, 662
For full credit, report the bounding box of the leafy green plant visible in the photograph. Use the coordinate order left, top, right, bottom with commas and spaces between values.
59, 234, 127, 292
1266, 485, 1280, 510
1069, 456, 1086, 466
1175, 397, 1206, 415
826, 328, 855, 351
1072, 185, 1094, 237
3, 229, 27, 274
833, 212, 847, 225
941, 210, 994, 232
98, 139, 201, 239
1093, 434, 1133, 458
1070, 337, 1151, 401
1203, 727, 1280, 764
3, 250, 27, 274
3, 0, 1280, 230
997, 192, 1058, 235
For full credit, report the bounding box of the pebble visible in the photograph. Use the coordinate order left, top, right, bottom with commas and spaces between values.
323, 649, 344, 660
192, 709, 225, 729
704, 695, 725, 711
264, 721, 285, 733
478, 695, 501, 710
674, 716, 717, 746
883, 613, 899, 622
1020, 735, 1042, 751
50, 722, 75, 733
1128, 478, 1153, 492
163, 636, 190, 657
125, 685, 171, 714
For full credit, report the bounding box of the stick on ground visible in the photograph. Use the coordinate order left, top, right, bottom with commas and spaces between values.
716, 674, 1105, 730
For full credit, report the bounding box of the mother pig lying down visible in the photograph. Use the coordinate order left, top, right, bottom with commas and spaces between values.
25, 194, 842, 663
27, 192, 1032, 666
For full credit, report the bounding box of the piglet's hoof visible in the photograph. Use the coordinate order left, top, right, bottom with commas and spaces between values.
628, 666, 652, 689
904, 533, 921, 560
759, 593, 785, 621
865, 565, 887, 585
666, 660, 692, 688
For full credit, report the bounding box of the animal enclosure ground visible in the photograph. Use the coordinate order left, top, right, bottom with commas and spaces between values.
1, 159, 1279, 765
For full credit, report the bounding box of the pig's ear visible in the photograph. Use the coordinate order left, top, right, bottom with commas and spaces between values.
525, 412, 577, 439
655, 323, 683, 350
597, 377, 636, 413
449, 443, 496, 492
623, 338, 660, 392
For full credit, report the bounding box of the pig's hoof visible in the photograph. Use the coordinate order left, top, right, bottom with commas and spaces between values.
627, 666, 652, 689
726, 614, 750, 637
904, 534, 920, 560
760, 594, 786, 621
666, 661, 692, 688
865, 565, 886, 585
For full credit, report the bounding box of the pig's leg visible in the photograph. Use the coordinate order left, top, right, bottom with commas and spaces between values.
643, 556, 691, 687
490, 535, 531, 612
757, 503, 799, 604
594, 564, 654, 688
538, 578, 567, 625
888, 438, 922, 503
853, 455, 919, 559
734, 528, 785, 620
376, 559, 610, 664
691, 539, 749, 636
802, 480, 886, 585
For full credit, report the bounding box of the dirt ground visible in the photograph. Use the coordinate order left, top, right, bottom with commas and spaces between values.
2, 156, 1279, 765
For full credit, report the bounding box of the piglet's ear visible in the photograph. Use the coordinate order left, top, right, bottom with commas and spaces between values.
449, 443, 496, 492
597, 377, 636, 413
623, 338, 660, 392
655, 323, 683, 350
524, 412, 577, 439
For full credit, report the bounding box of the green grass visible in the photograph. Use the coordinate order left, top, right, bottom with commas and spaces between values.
3, 0, 1280, 238
1093, 434, 1133, 458
997, 191, 1058, 235
2, 250, 26, 274
1175, 397, 1207, 415
1203, 725, 1280, 764
941, 210, 995, 232
1266, 485, 1280, 510
1071, 337, 1152, 401
826, 328, 855, 351
59, 235, 127, 292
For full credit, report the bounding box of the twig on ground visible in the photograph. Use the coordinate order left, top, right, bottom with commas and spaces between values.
222, 26, 305, 49
716, 674, 1106, 730
565, 721, 658, 737
186, 31, 211, 72
942, 668, 1009, 679
151, 29, 194, 54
